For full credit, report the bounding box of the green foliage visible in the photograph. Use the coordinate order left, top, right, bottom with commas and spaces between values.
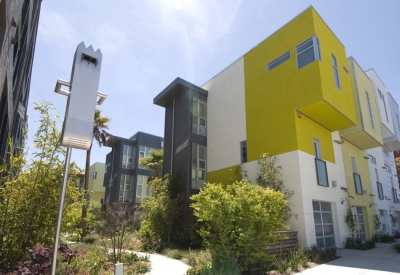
182, 249, 212, 267
0, 101, 84, 266
140, 174, 185, 249
306, 245, 337, 263
191, 180, 287, 269
256, 153, 293, 221
139, 149, 163, 179
186, 251, 240, 275
345, 237, 376, 250
374, 213, 382, 231
163, 248, 183, 260
96, 202, 138, 264
392, 243, 400, 253
378, 234, 395, 243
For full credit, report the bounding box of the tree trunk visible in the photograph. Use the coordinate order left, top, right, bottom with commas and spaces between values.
81, 146, 91, 237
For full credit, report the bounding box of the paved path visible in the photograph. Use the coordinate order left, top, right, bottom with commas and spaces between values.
295, 242, 400, 275
136, 252, 190, 275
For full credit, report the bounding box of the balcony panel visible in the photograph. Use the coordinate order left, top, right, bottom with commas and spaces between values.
383, 135, 400, 151
341, 132, 382, 150
299, 100, 355, 131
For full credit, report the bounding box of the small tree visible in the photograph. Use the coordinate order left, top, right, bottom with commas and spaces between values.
139, 149, 163, 179
256, 153, 293, 221
96, 202, 138, 264
0, 101, 84, 266
139, 174, 184, 248
191, 180, 287, 270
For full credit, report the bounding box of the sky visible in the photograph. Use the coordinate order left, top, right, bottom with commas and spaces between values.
28, 0, 400, 170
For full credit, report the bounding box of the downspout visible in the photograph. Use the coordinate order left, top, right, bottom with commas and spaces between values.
170, 99, 175, 174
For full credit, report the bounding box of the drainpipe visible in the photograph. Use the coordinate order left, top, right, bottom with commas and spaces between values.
170, 99, 175, 174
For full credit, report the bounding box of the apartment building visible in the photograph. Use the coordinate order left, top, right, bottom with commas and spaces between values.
0, 0, 42, 164
103, 131, 163, 205
86, 162, 106, 204
153, 6, 399, 247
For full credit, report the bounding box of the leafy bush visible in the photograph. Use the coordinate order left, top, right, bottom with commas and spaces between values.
191, 180, 287, 270
186, 253, 240, 275
345, 237, 376, 250
378, 234, 395, 243
393, 230, 400, 238
392, 243, 400, 253
182, 249, 212, 267
164, 249, 183, 260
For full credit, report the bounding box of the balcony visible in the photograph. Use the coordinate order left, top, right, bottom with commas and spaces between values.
315, 158, 328, 187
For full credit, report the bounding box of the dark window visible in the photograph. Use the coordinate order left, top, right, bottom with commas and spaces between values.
240, 141, 247, 163
315, 158, 328, 187
354, 173, 363, 195
377, 182, 384, 200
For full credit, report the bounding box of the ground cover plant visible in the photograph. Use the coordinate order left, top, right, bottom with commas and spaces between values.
345, 237, 376, 250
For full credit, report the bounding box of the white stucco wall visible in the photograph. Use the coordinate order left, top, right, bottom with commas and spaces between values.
240, 132, 350, 248
202, 57, 246, 172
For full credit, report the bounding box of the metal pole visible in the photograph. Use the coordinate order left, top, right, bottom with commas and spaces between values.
51, 147, 72, 275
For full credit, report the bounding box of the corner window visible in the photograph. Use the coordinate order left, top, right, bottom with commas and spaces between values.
135, 175, 154, 203
122, 145, 135, 169
268, 51, 290, 71
393, 188, 399, 203
192, 97, 206, 136
91, 171, 97, 180
296, 36, 321, 69
366, 92, 375, 129
119, 174, 133, 202
192, 143, 206, 189
332, 54, 340, 89
240, 141, 247, 163
138, 146, 158, 169
369, 155, 376, 164
353, 207, 366, 241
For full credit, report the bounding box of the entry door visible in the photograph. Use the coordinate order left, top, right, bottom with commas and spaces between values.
313, 201, 335, 248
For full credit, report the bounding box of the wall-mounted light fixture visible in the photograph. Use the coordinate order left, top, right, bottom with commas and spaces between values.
340, 187, 348, 190
334, 140, 344, 144
340, 198, 344, 204
363, 156, 370, 159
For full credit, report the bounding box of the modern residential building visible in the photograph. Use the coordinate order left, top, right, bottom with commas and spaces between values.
86, 162, 106, 204
103, 131, 163, 206
0, 0, 42, 164
153, 6, 400, 248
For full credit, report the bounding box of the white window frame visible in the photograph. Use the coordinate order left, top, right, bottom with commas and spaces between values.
313, 201, 335, 248
135, 175, 154, 203
192, 97, 207, 136
296, 35, 321, 69
353, 207, 366, 241
366, 92, 375, 129
192, 143, 207, 189
332, 54, 341, 89
119, 174, 132, 202
369, 155, 376, 164
268, 51, 290, 71
122, 145, 135, 169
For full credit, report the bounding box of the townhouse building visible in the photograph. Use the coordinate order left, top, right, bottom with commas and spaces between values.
0, 0, 42, 164
87, 162, 106, 204
103, 131, 163, 206
152, 6, 400, 248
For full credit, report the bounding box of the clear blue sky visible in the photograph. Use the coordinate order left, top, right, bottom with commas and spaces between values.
28, 0, 400, 169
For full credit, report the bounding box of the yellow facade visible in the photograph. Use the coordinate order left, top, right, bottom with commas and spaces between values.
244, 7, 356, 162
207, 165, 241, 187
339, 58, 383, 149
341, 142, 376, 239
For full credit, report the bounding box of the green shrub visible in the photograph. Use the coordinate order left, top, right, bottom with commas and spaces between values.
393, 231, 400, 238
379, 234, 395, 243
345, 237, 375, 250
164, 249, 183, 260
392, 243, 400, 253
182, 249, 212, 267
191, 180, 287, 270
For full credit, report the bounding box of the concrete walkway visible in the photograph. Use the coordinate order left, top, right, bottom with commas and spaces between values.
136, 252, 190, 275
296, 242, 400, 275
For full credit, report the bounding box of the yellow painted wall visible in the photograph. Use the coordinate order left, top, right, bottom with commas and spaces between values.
339, 58, 383, 149
341, 142, 376, 238
243, 7, 356, 163
207, 165, 242, 187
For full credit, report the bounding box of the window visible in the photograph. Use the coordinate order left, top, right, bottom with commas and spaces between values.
135, 175, 154, 203
380, 210, 387, 234
378, 89, 389, 122
192, 97, 206, 136
397, 114, 400, 132
122, 145, 135, 169
138, 146, 157, 169
314, 139, 328, 187
377, 182, 384, 200
332, 54, 340, 89
192, 144, 206, 189
392, 188, 399, 203
240, 141, 247, 163
366, 92, 375, 129
91, 171, 97, 180
386, 165, 392, 173
369, 155, 376, 164
119, 175, 133, 202
313, 201, 335, 248
296, 36, 321, 69
353, 207, 366, 241
352, 157, 363, 195
343, 66, 349, 74
268, 51, 290, 71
